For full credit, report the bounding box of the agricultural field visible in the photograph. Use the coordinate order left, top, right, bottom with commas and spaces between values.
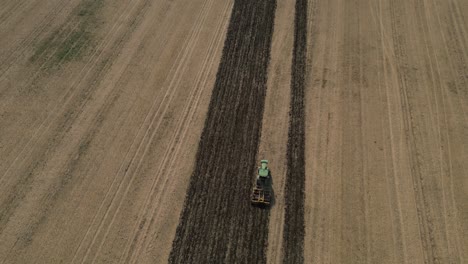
0, 0, 466, 263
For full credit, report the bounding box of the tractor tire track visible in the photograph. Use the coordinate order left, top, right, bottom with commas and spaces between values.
388, 2, 435, 261
389, 0, 449, 262
282, 0, 307, 262
72, 1, 219, 262
120, 2, 232, 263
169, 0, 277, 262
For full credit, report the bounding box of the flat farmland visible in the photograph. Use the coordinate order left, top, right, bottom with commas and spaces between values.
0, 0, 233, 262
304, 0, 467, 263
0, 0, 466, 263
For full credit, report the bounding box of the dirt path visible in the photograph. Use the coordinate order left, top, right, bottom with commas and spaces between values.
257, 0, 295, 263
304, 0, 468, 263
282, 0, 308, 262
0, 0, 232, 262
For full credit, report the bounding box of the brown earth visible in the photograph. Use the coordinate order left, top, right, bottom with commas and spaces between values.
304, 0, 468, 263
258, 0, 295, 262
0, 0, 232, 262
282, 0, 308, 262
169, 0, 277, 263
0, 0, 467, 263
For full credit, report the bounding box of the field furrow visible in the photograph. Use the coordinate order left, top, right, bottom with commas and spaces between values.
282, 0, 308, 262
169, 0, 277, 263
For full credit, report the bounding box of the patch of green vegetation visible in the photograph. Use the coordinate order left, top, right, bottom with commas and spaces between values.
56, 31, 90, 61
30, 0, 104, 66
76, 0, 104, 21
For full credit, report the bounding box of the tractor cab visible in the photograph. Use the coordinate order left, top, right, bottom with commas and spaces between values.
258, 160, 270, 178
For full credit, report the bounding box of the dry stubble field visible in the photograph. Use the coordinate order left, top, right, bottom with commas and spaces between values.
0, 0, 467, 263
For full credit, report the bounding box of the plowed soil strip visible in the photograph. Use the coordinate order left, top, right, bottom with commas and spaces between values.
169, 0, 276, 263
282, 0, 307, 262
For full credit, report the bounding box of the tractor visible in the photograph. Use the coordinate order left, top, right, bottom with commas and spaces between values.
251, 160, 272, 207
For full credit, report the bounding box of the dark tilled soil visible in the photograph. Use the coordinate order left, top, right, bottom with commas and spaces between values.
282, 0, 307, 262
169, 0, 277, 263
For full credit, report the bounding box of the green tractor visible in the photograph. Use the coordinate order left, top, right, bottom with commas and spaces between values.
251, 160, 272, 207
